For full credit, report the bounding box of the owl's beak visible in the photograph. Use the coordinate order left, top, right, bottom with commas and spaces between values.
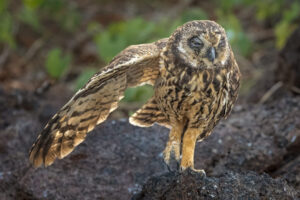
207, 47, 216, 62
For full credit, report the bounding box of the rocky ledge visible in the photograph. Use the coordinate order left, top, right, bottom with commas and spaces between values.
0, 89, 299, 199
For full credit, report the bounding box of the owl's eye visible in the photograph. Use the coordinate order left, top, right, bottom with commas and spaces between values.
218, 37, 226, 48
188, 36, 204, 50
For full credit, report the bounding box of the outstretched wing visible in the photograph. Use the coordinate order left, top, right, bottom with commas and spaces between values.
29, 38, 168, 167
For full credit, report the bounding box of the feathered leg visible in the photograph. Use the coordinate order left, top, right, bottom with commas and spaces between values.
180, 127, 206, 175
163, 123, 184, 168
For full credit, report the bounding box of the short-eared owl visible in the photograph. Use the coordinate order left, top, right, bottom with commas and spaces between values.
29, 20, 240, 173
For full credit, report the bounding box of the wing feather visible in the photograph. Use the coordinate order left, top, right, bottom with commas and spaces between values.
29, 39, 168, 167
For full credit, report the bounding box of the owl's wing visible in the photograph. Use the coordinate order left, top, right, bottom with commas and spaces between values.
29, 38, 168, 167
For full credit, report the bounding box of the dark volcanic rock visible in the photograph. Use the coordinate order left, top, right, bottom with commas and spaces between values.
132, 170, 296, 200
0, 89, 299, 199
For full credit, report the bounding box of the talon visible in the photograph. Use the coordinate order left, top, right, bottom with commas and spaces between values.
191, 168, 206, 176
180, 166, 206, 176
163, 161, 173, 173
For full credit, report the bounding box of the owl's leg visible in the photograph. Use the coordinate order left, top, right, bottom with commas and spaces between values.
163, 123, 183, 169
180, 128, 206, 175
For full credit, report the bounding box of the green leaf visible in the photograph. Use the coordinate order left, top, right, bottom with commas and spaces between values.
19, 5, 41, 31
74, 68, 98, 90
217, 14, 252, 56
274, 1, 300, 49
0, 12, 15, 48
59, 6, 81, 32
151, 19, 180, 39
94, 30, 127, 63
40, 0, 63, 12
0, 0, 8, 14
180, 8, 208, 23
45, 48, 71, 79
22, 0, 43, 9
256, 0, 284, 21
94, 18, 160, 63
122, 85, 154, 103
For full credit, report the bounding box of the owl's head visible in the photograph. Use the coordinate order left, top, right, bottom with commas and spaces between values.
168, 20, 230, 69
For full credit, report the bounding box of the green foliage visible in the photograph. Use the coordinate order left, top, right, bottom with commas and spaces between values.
255, 0, 284, 21
59, 6, 81, 32
274, 2, 300, 49
0, 0, 15, 48
21, 0, 81, 32
93, 8, 209, 103
39, 0, 64, 12
74, 68, 98, 90
153, 8, 209, 40
45, 48, 71, 79
22, 0, 43, 9
215, 0, 254, 57
0, 12, 15, 48
0, 0, 8, 13
18, 5, 41, 31
218, 0, 239, 14
254, 0, 300, 49
94, 8, 210, 64
216, 0, 254, 14
122, 85, 154, 103
218, 14, 252, 57
94, 18, 157, 63
180, 8, 208, 23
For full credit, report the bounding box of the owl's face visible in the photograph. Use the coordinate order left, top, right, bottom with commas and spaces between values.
170, 20, 230, 69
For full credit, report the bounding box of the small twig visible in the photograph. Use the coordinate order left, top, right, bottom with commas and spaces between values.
23, 39, 44, 65
0, 47, 10, 69
291, 86, 300, 94
259, 81, 283, 104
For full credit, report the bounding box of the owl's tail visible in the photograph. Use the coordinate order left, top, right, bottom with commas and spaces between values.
129, 97, 170, 129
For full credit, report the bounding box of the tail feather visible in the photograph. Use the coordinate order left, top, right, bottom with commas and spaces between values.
129, 98, 170, 128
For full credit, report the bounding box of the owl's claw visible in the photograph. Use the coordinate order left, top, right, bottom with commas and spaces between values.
191, 168, 206, 177
180, 167, 206, 177
163, 161, 173, 173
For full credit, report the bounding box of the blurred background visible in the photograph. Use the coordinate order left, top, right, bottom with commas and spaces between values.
0, 0, 299, 119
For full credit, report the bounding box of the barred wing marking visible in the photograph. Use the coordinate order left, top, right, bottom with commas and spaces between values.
29, 39, 168, 167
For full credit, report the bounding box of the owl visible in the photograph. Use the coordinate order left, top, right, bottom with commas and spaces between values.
29, 20, 240, 174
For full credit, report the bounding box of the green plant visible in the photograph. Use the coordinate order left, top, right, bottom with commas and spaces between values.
122, 85, 154, 103
94, 18, 158, 63
254, 0, 300, 49
21, 0, 81, 32
74, 68, 98, 90
255, 0, 284, 21
45, 48, 71, 79
215, 0, 253, 57
218, 14, 252, 57
180, 8, 208, 23
274, 1, 300, 49
0, 0, 15, 48
18, 5, 41, 31
22, 0, 44, 9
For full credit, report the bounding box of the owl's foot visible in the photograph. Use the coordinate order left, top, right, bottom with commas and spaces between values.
163, 160, 179, 173
180, 167, 206, 176
190, 168, 206, 176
